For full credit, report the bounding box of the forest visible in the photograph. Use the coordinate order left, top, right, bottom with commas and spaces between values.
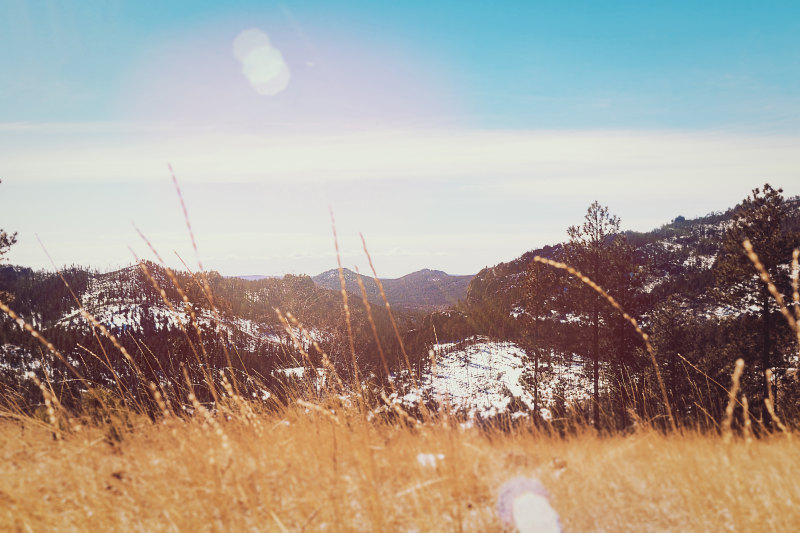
1, 183, 799, 434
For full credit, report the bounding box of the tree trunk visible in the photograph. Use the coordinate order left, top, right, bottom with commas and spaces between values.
616, 363, 627, 431
669, 350, 676, 419
533, 319, 540, 418
762, 288, 772, 429
534, 350, 540, 417
593, 295, 600, 430
592, 250, 601, 431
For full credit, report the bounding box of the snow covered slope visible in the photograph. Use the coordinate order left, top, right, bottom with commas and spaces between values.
395, 336, 591, 420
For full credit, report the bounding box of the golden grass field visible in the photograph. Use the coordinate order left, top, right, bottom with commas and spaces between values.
1, 402, 798, 532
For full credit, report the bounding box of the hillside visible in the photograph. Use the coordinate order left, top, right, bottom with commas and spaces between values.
0, 263, 417, 406
312, 268, 473, 311
458, 196, 800, 326
404, 194, 800, 426
2, 194, 799, 425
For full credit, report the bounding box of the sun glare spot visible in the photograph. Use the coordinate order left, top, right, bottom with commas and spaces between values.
233, 28, 290, 96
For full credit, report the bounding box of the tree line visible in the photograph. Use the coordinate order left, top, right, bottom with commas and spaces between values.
431, 183, 799, 431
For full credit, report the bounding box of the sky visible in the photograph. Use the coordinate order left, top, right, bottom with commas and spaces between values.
1, 0, 799, 277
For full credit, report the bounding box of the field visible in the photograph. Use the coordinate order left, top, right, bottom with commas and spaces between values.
1, 229, 798, 532
1, 401, 798, 532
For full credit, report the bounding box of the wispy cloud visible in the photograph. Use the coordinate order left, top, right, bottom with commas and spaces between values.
3, 124, 798, 195
4, 123, 798, 276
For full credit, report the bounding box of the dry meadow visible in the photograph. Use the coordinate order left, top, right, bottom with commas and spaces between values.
1, 402, 798, 532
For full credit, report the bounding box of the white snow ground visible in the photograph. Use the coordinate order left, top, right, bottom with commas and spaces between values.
395, 336, 591, 420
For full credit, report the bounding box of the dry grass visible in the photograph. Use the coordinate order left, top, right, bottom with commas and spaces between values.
1, 408, 799, 532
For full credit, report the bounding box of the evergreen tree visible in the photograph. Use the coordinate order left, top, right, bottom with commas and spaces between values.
519, 261, 560, 418
649, 296, 697, 419
563, 201, 637, 429
715, 183, 797, 425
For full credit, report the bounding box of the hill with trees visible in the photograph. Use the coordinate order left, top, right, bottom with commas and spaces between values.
312, 268, 473, 311
0, 262, 420, 409
1, 185, 798, 430
404, 186, 800, 429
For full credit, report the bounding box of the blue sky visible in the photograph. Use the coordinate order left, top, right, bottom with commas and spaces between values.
4, 1, 800, 129
1, 1, 799, 276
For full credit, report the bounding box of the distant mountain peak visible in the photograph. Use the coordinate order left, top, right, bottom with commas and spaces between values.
311, 268, 474, 311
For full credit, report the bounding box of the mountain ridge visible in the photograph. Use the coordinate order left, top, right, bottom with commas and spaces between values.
311, 268, 474, 311
2, 193, 799, 421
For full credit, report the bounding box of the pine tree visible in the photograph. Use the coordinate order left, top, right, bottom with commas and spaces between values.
715, 183, 797, 425
563, 201, 637, 429
649, 296, 696, 419
519, 261, 560, 419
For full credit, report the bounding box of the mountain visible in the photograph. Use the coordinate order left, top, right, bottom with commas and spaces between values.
312, 268, 473, 311
0, 262, 418, 405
